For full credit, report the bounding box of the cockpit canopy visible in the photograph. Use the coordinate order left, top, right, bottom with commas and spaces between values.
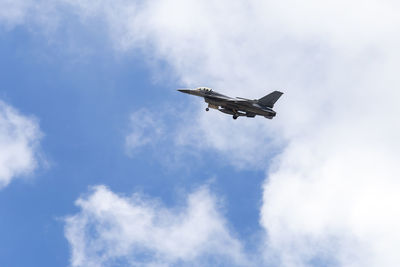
196, 87, 212, 92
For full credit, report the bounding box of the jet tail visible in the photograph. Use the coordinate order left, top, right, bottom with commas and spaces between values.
257, 91, 283, 108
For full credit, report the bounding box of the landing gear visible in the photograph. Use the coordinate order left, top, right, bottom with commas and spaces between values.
205, 107, 209, 111
233, 115, 238, 120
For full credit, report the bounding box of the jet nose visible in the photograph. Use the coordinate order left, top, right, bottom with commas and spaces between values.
177, 89, 192, 94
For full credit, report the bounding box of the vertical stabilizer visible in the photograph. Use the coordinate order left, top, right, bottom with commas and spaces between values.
257, 91, 283, 108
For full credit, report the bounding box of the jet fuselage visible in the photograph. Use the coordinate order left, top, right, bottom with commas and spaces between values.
178, 87, 283, 120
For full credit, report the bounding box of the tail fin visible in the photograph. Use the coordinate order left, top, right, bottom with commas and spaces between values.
258, 91, 283, 108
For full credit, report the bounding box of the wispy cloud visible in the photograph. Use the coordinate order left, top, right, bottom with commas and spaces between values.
0, 0, 33, 28
65, 185, 249, 267
0, 0, 59, 32
125, 108, 165, 154
0, 100, 43, 188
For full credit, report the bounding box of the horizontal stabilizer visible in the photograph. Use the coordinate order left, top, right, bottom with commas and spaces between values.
258, 91, 283, 108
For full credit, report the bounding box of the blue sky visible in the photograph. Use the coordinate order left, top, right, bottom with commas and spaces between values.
0, 14, 265, 266
1, 1, 400, 267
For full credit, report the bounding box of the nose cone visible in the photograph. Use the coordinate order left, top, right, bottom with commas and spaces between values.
178, 88, 204, 97
177, 89, 192, 94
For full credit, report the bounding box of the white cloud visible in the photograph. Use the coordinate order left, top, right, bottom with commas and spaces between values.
0, 100, 42, 188
261, 124, 400, 266
69, 1, 399, 266
65, 185, 249, 267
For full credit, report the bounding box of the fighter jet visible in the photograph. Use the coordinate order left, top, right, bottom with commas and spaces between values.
178, 87, 283, 119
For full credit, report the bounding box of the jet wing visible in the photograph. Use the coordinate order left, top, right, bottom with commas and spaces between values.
207, 94, 235, 101
228, 98, 255, 107
207, 94, 251, 103
208, 96, 253, 107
